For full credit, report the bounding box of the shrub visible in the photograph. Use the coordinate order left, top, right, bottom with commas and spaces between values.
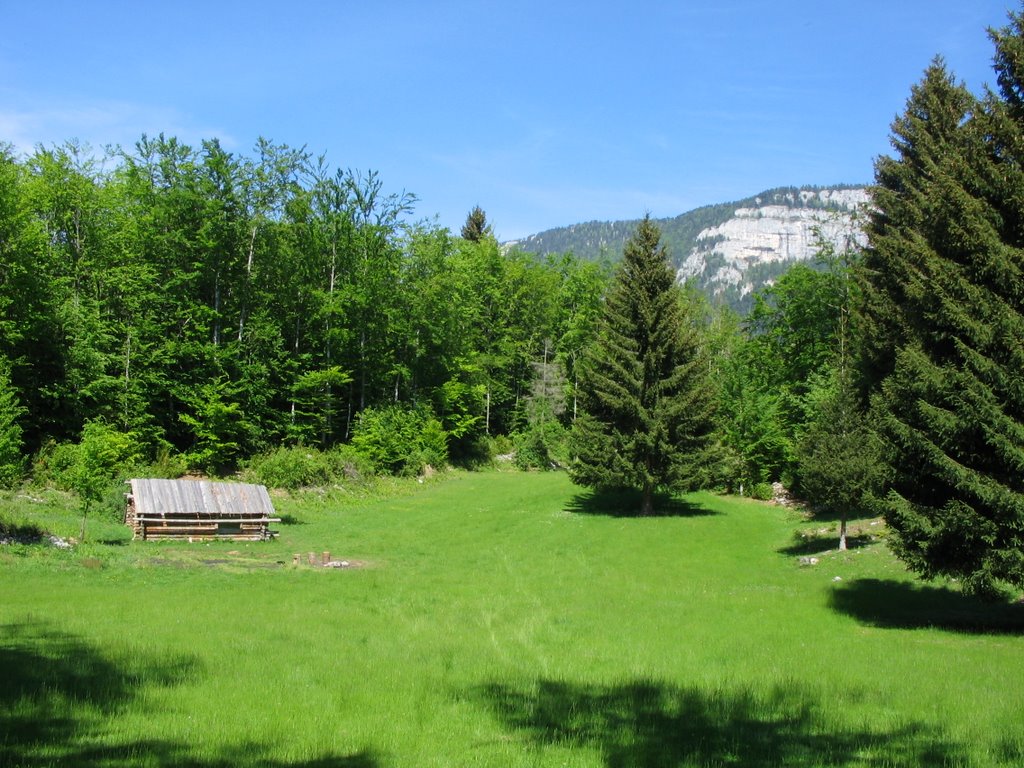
34, 422, 144, 492
33, 421, 147, 526
245, 446, 331, 490
244, 444, 376, 490
323, 445, 375, 483
351, 404, 447, 476
489, 433, 515, 458
749, 482, 775, 501
513, 420, 567, 471
32, 441, 80, 488
141, 445, 189, 480
449, 434, 494, 470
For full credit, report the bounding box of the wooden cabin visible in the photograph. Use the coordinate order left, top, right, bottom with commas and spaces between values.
125, 478, 279, 541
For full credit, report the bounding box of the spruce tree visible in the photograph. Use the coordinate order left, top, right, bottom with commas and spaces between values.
860, 15, 1024, 596
0, 360, 25, 488
797, 370, 885, 551
857, 59, 976, 395
568, 215, 715, 515
460, 205, 490, 242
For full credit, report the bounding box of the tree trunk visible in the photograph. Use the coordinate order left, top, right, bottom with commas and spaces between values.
641, 482, 654, 517
238, 224, 258, 342
213, 270, 221, 346
573, 367, 578, 421
838, 515, 848, 551
122, 329, 132, 430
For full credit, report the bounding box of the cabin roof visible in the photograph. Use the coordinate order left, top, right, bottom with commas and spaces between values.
126, 478, 276, 518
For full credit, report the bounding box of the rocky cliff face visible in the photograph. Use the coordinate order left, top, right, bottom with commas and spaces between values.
677, 188, 870, 305
507, 185, 871, 313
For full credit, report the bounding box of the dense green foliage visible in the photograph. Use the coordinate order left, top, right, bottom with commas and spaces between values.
243, 444, 372, 490
0, 362, 25, 488
797, 371, 886, 549
351, 403, 447, 476
714, 247, 865, 495
858, 15, 1024, 596
0, 138, 607, 478
568, 217, 716, 514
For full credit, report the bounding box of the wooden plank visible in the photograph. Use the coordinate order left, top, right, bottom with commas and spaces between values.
133, 516, 280, 524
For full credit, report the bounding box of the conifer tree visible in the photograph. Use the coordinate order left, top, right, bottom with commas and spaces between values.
860, 14, 1024, 595
460, 205, 491, 242
568, 216, 715, 515
858, 60, 976, 395
0, 360, 25, 488
797, 370, 884, 551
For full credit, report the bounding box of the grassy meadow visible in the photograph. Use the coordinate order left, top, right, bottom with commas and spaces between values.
2, 470, 1024, 767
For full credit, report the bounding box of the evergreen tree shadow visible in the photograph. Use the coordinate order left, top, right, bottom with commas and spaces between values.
0, 621, 379, 768
565, 488, 718, 518
778, 533, 874, 556
0, 519, 46, 543
476, 677, 966, 767
829, 579, 1024, 634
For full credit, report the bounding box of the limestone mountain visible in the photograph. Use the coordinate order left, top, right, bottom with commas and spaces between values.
506, 185, 869, 313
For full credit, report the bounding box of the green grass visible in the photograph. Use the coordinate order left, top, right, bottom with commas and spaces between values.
2, 471, 1024, 767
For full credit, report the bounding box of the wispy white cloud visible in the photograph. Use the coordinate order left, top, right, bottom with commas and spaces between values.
0, 100, 238, 158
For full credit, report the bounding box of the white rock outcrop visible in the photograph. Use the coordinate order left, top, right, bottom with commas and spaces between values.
677, 188, 870, 299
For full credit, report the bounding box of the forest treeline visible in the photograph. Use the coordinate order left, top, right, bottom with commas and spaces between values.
0, 136, 617, 478
0, 130, 861, 497
0, 124, 860, 520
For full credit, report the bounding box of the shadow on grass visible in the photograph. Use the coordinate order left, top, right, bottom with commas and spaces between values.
0, 519, 46, 543
476, 678, 965, 767
778, 534, 874, 557
0, 621, 379, 768
829, 579, 1024, 634
475, 679, 962, 768
93, 533, 132, 545
565, 488, 719, 518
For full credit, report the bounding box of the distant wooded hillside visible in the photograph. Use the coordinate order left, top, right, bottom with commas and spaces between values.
506, 184, 869, 312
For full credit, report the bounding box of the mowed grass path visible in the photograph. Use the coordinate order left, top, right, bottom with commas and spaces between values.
3, 471, 1023, 767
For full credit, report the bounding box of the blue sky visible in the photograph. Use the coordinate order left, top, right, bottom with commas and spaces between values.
0, 1, 1016, 240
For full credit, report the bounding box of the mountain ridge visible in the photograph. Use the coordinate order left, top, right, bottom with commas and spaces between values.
506, 184, 870, 313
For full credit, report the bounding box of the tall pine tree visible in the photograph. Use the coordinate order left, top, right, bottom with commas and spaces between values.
860, 15, 1024, 596
569, 216, 715, 515
460, 205, 490, 242
858, 60, 976, 395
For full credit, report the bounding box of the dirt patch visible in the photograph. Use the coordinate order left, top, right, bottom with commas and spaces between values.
290, 551, 368, 569
200, 558, 283, 569
144, 548, 368, 572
